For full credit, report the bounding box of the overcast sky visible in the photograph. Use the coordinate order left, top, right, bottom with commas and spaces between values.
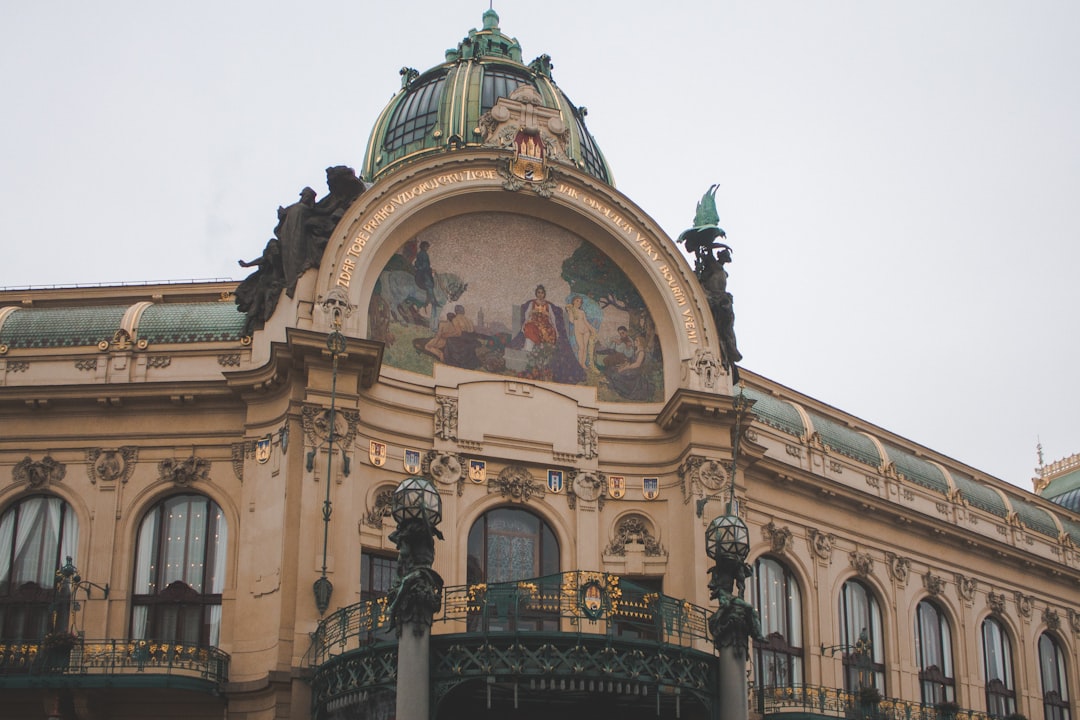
3, 1, 1078, 491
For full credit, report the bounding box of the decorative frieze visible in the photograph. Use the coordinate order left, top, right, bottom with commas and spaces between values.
146, 356, 172, 369
218, 354, 241, 367
884, 552, 910, 584
489, 465, 544, 503
761, 522, 792, 555
86, 447, 137, 484
435, 396, 458, 441
75, 359, 98, 372
12, 455, 65, 488
159, 456, 210, 486
577, 416, 598, 460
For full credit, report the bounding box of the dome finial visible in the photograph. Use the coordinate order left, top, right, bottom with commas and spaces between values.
483, 7, 499, 30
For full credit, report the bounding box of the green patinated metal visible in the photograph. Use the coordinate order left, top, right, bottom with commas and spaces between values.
883, 446, 949, 494
0, 305, 127, 349
807, 412, 881, 467
753, 684, 993, 720
137, 302, 246, 344
950, 472, 1008, 518
741, 387, 804, 438
362, 10, 612, 185
1006, 493, 1059, 537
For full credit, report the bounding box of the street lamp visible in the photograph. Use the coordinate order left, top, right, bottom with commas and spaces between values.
391, 476, 443, 528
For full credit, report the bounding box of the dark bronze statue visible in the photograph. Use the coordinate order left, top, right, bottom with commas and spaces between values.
237, 166, 366, 334
386, 517, 445, 637
679, 185, 742, 383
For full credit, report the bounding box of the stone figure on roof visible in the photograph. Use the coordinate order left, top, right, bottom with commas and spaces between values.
679, 185, 742, 383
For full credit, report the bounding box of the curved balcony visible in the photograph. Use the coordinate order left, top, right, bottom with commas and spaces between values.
0, 637, 229, 694
753, 685, 992, 720
310, 571, 722, 720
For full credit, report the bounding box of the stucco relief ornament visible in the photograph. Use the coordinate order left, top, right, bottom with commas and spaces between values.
679, 455, 727, 504
1013, 591, 1034, 618
954, 573, 978, 602
691, 349, 720, 389
577, 416, 598, 460
885, 552, 911, 584
923, 571, 946, 596
489, 465, 544, 503
86, 447, 137, 484
13, 455, 66, 488
987, 591, 1007, 616
158, 456, 210, 487
604, 515, 666, 557
850, 551, 874, 578
301, 405, 359, 447
761, 522, 793, 555
423, 451, 464, 496
362, 487, 395, 529
807, 528, 835, 561
1068, 609, 1080, 636
1043, 607, 1061, 631
570, 471, 606, 509
434, 395, 458, 441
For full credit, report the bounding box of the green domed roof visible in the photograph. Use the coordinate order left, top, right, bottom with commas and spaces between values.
363, 10, 613, 185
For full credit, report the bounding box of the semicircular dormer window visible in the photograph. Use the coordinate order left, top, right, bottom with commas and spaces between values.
480, 67, 534, 113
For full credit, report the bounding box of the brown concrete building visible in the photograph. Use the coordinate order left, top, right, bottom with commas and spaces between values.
0, 10, 1076, 720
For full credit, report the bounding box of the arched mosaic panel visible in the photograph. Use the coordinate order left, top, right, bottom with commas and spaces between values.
368, 213, 663, 402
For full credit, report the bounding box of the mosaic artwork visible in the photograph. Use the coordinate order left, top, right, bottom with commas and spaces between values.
368, 214, 663, 402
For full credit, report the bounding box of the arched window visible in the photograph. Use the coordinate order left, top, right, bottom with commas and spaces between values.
839, 579, 885, 692
752, 556, 803, 687
915, 600, 955, 704
981, 617, 1015, 717
1039, 633, 1070, 720
0, 496, 78, 640
131, 495, 227, 646
467, 507, 559, 631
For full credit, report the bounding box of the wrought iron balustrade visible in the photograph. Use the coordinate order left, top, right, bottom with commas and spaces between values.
753, 684, 991, 720
308, 570, 714, 667
0, 637, 229, 690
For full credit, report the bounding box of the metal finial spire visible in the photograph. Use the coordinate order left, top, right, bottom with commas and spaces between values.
1037, 437, 1044, 468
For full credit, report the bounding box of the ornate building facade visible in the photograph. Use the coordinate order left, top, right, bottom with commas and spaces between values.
0, 11, 1076, 720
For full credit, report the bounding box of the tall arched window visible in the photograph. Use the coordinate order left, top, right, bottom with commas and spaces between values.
1039, 633, 1071, 720
131, 495, 227, 646
981, 617, 1016, 717
0, 496, 78, 640
752, 556, 803, 687
915, 600, 955, 704
839, 579, 885, 691
467, 507, 559, 631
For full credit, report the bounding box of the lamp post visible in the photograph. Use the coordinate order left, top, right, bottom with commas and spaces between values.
388, 476, 444, 720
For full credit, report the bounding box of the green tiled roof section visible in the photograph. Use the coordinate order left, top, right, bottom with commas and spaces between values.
0, 306, 127, 348
1058, 516, 1080, 547
741, 387, 804, 437
883, 446, 949, 494
1007, 495, 1059, 537
952, 472, 1008, 518
806, 412, 880, 466
137, 303, 246, 344
1042, 468, 1080, 500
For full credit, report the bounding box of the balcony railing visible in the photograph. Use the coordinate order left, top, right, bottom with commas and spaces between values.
309, 571, 713, 667
0, 638, 229, 691
753, 685, 992, 720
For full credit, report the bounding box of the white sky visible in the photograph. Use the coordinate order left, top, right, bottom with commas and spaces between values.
2, 1, 1078, 491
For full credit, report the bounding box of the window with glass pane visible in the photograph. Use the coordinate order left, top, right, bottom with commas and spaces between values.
752, 556, 803, 687
360, 550, 397, 643
131, 495, 227, 646
915, 600, 955, 704
839, 579, 885, 692
981, 617, 1015, 717
466, 507, 559, 631
0, 496, 78, 641
1039, 633, 1070, 720
383, 73, 446, 152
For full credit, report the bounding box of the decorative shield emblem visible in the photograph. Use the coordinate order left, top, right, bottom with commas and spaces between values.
547, 469, 564, 494
469, 459, 487, 483
608, 475, 625, 499
511, 129, 547, 182
580, 580, 605, 620
643, 477, 660, 500
404, 449, 421, 474
255, 435, 272, 464
369, 441, 387, 467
